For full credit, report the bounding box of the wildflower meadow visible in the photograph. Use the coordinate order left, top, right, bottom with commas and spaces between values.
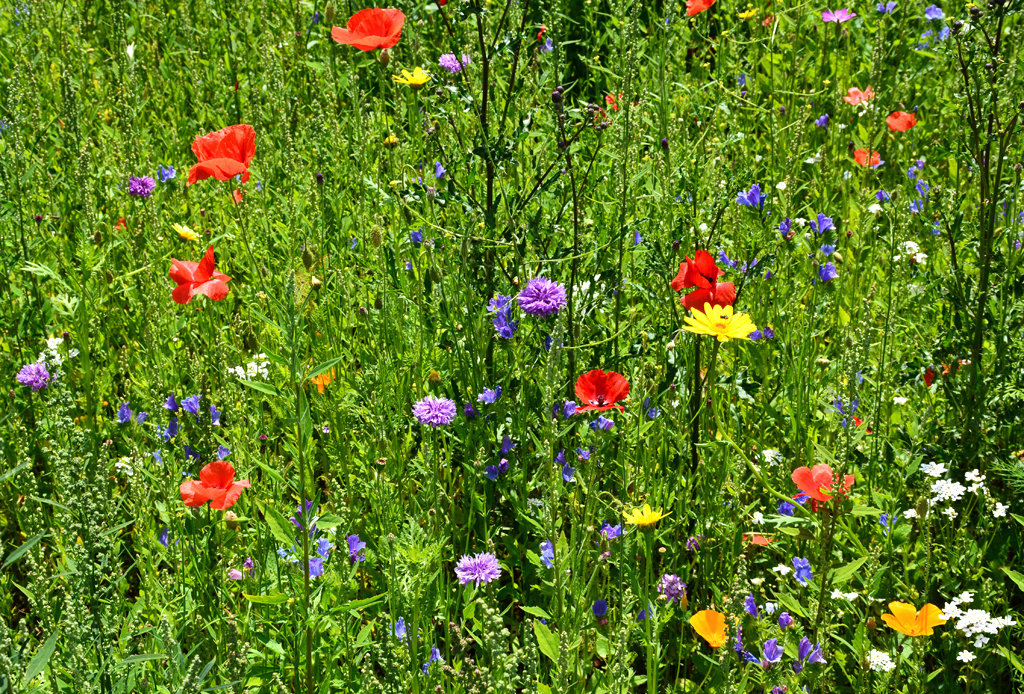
2, 0, 1024, 691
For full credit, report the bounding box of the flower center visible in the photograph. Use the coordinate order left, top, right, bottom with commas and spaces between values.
714, 321, 728, 331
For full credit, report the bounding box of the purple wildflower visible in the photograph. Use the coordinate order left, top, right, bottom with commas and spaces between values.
412, 395, 457, 427
518, 277, 567, 316
792, 556, 813, 585
438, 53, 471, 74
657, 574, 687, 603
822, 7, 857, 22
128, 176, 156, 198
347, 534, 366, 564
16, 362, 50, 391
454, 552, 502, 586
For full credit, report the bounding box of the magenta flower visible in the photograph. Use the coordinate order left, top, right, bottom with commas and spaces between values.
822, 7, 857, 22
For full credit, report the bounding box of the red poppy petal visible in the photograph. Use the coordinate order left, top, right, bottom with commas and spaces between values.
602, 371, 630, 404
211, 485, 243, 510
191, 125, 256, 166
886, 111, 916, 132
180, 480, 218, 506
670, 263, 689, 292
169, 259, 199, 285
200, 460, 236, 489
574, 370, 600, 404
196, 279, 230, 301
197, 245, 216, 281
682, 288, 714, 310
711, 282, 736, 307
188, 159, 250, 185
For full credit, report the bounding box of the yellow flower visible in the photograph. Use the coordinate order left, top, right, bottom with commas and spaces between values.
624, 503, 670, 528
683, 303, 758, 342
393, 67, 431, 90
173, 223, 198, 242
383, 134, 400, 149
737, 8, 758, 18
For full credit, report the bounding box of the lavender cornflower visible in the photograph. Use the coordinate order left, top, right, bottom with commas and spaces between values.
117, 402, 133, 424
347, 534, 366, 564
478, 386, 502, 404
540, 540, 554, 568
518, 276, 567, 316
438, 53, 471, 74
157, 164, 176, 182
128, 176, 156, 198
658, 574, 687, 603
454, 552, 502, 586
412, 395, 457, 427
16, 362, 50, 391
736, 184, 767, 210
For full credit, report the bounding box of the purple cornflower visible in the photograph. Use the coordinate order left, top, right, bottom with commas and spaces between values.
810, 213, 834, 235
736, 184, 767, 210
181, 394, 202, 416
592, 599, 609, 617
822, 7, 857, 22
590, 415, 615, 431
117, 402, 133, 424
792, 556, 813, 585
924, 4, 944, 20
478, 386, 502, 404
815, 113, 830, 128
438, 53, 471, 74
454, 552, 502, 586
412, 395, 457, 427
518, 276, 567, 316
744, 593, 759, 618
16, 362, 50, 391
778, 501, 795, 516
540, 540, 554, 568
657, 574, 687, 603
818, 262, 839, 283
600, 521, 622, 541
128, 175, 156, 198
157, 164, 176, 182
347, 534, 366, 564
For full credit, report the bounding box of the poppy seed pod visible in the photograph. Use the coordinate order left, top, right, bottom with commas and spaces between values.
225, 510, 240, 530
379, 47, 391, 67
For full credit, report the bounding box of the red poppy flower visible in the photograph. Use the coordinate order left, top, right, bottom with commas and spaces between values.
331, 8, 405, 51
791, 463, 854, 502
924, 366, 935, 388
853, 148, 881, 167
687, 0, 717, 15
169, 245, 232, 305
670, 250, 737, 310
762, 14, 774, 25
575, 369, 630, 413
743, 533, 774, 545
115, 217, 127, 231
852, 416, 871, 433
843, 86, 875, 105
180, 460, 250, 510
886, 111, 917, 132
187, 124, 256, 186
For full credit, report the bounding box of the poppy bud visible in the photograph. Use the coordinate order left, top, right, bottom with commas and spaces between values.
867, 617, 877, 630
379, 47, 390, 68
225, 511, 239, 530
1016, 163, 1023, 173
302, 246, 315, 270
324, 2, 335, 23
374, 296, 383, 310
428, 369, 441, 386
833, 251, 844, 263
93, 230, 102, 245
370, 226, 383, 247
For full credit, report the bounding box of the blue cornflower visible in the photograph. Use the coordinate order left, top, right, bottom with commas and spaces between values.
792, 556, 813, 585
736, 184, 767, 210
157, 164, 176, 182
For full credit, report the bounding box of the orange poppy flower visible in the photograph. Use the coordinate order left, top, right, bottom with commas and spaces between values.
331, 8, 405, 51
687, 0, 716, 14
180, 460, 250, 510
187, 124, 256, 186
115, 217, 127, 231
886, 111, 917, 132
881, 602, 946, 636
791, 463, 854, 502
854, 148, 881, 167
311, 369, 335, 394
843, 86, 875, 105
690, 609, 728, 648
169, 245, 232, 305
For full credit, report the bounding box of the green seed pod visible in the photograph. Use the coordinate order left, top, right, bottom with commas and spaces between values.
370, 226, 383, 247
302, 246, 314, 270
324, 3, 335, 24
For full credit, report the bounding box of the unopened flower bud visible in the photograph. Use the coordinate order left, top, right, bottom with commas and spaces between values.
374, 296, 383, 310
952, 19, 963, 34
302, 246, 315, 270
316, 172, 324, 186
661, 137, 669, 151
867, 617, 877, 630
93, 230, 102, 245
370, 226, 383, 247
379, 47, 391, 68
33, 215, 43, 223
551, 89, 563, 104
358, 305, 367, 315
311, 276, 322, 290
225, 511, 239, 530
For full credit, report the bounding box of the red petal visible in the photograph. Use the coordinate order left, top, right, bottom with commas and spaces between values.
711, 282, 736, 306
886, 111, 916, 132
180, 480, 218, 506
574, 369, 600, 404
332, 8, 405, 50
191, 124, 256, 167
187, 159, 250, 185
172, 283, 195, 305
682, 288, 714, 310
602, 370, 630, 404
200, 460, 236, 489
169, 258, 200, 285
196, 278, 230, 301
670, 262, 688, 292
197, 245, 216, 282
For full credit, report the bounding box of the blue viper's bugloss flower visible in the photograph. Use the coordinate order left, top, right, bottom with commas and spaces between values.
540, 37, 553, 53
182, 394, 201, 416
162, 416, 179, 441
158, 527, 170, 546
818, 262, 839, 283
307, 557, 325, 578
117, 402, 133, 424
810, 213, 834, 235
540, 540, 554, 568
484, 465, 499, 481
562, 462, 575, 482
592, 599, 609, 617
910, 199, 924, 214
164, 393, 178, 411
778, 500, 795, 516
393, 617, 407, 640
217, 445, 232, 459
745, 593, 759, 618
879, 513, 890, 535
128, 175, 156, 197
500, 435, 515, 455
563, 400, 577, 418
136, 411, 148, 424
16, 362, 50, 391
157, 164, 176, 182
435, 161, 446, 179
876, 1, 896, 12
876, 189, 891, 202
412, 395, 457, 427
590, 415, 615, 431
737, 73, 747, 87
518, 276, 567, 316
347, 534, 366, 563
815, 113, 830, 128
792, 556, 813, 585
422, 645, 445, 674
210, 404, 221, 426
778, 612, 793, 629
600, 521, 622, 540
478, 386, 501, 404
410, 229, 423, 245
758, 639, 784, 668
821, 244, 836, 256
454, 552, 502, 586
184, 444, 200, 462
463, 402, 478, 419
152, 450, 163, 464
736, 183, 767, 210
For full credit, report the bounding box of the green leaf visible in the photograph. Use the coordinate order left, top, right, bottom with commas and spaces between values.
0, 461, 29, 484
244, 593, 290, 605
533, 621, 559, 662
23, 631, 58, 684
3, 532, 45, 570
522, 605, 553, 621
238, 379, 281, 398
1001, 567, 1024, 593
117, 653, 166, 665
307, 356, 343, 382
851, 505, 884, 516
778, 527, 801, 536
314, 513, 343, 530
831, 557, 868, 585
260, 504, 296, 549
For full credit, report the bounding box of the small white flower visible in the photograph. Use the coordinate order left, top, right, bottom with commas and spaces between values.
794, 217, 808, 227
965, 469, 985, 483
943, 507, 959, 520
776, 181, 787, 190
921, 461, 948, 478
893, 396, 908, 405
867, 650, 896, 673
772, 564, 792, 576
752, 511, 765, 525
46, 337, 64, 351
843, 170, 852, 180
751, 577, 765, 586
698, 223, 709, 233
974, 635, 989, 648
764, 602, 778, 614
957, 650, 976, 663
126, 43, 136, 60
762, 449, 783, 466
903, 508, 919, 519
754, 154, 763, 162
993, 502, 1008, 518
868, 203, 883, 214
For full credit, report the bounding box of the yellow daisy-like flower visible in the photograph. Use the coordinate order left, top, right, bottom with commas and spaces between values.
683, 302, 758, 342
737, 8, 759, 18
173, 223, 199, 242
624, 503, 670, 528
393, 67, 431, 91
383, 134, 400, 149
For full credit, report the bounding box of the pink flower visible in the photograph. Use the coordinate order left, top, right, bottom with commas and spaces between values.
822, 7, 857, 22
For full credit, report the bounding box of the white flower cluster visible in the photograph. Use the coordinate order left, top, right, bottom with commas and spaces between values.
867, 649, 896, 673
762, 449, 783, 466
964, 469, 987, 494
38, 336, 79, 369
115, 457, 135, 477
227, 354, 270, 380
830, 589, 859, 601
921, 461, 947, 477
942, 592, 1016, 655
894, 240, 928, 265
930, 479, 967, 504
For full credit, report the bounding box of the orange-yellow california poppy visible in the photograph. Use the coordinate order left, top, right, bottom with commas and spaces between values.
881, 602, 946, 636
311, 369, 335, 394
690, 609, 728, 648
